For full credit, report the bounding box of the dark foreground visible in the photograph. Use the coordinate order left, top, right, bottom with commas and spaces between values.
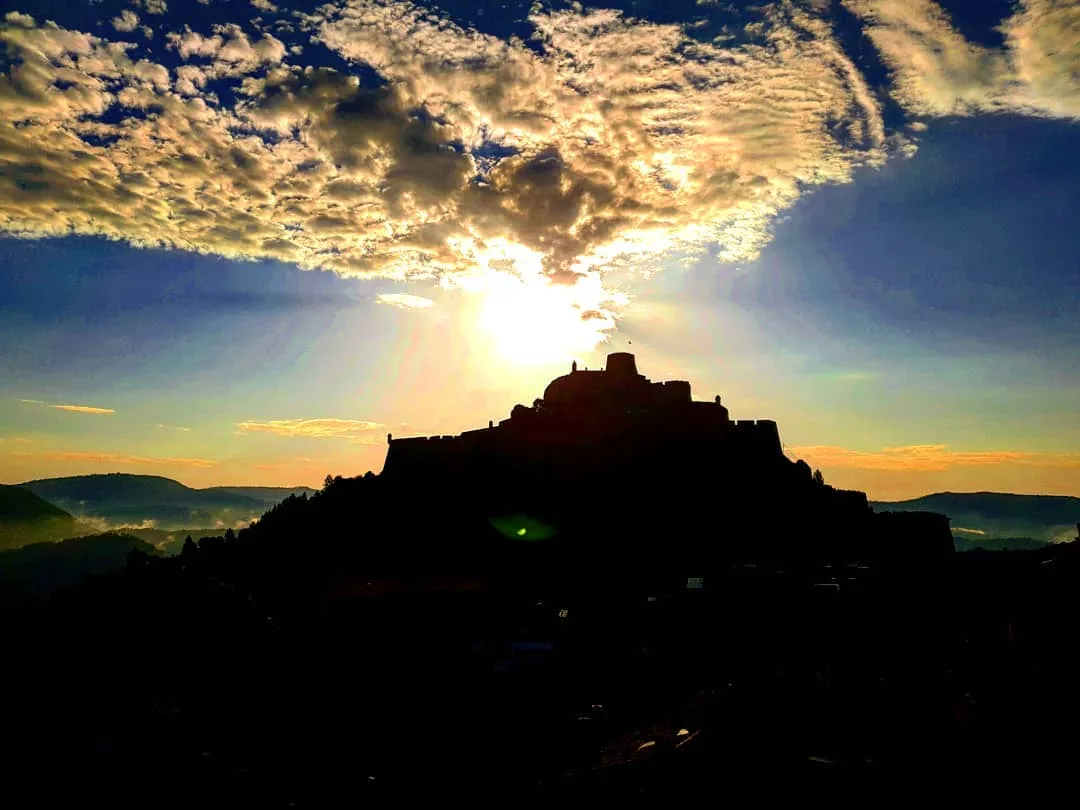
6, 540, 1080, 806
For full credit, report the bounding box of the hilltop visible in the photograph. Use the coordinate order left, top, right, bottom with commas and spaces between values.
246, 353, 953, 579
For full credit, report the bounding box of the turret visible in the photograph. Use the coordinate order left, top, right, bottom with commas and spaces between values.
605, 352, 638, 378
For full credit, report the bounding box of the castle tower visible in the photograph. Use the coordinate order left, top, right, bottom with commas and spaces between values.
605, 352, 639, 378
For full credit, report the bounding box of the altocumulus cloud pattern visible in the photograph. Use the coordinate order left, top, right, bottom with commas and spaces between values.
1, 0, 1078, 330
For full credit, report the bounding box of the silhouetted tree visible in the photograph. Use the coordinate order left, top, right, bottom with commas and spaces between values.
181, 535, 197, 559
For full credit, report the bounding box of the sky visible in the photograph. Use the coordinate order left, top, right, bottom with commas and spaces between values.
0, 0, 1078, 500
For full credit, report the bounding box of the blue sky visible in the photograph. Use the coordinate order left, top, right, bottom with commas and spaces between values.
1, 0, 1078, 498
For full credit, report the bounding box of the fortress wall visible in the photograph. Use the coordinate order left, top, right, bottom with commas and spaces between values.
384, 435, 472, 478
731, 419, 783, 456
657, 380, 692, 402
684, 401, 731, 432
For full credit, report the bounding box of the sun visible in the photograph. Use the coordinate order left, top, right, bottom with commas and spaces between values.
471, 273, 608, 364
446, 239, 626, 366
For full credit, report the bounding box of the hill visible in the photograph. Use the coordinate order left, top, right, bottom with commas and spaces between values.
871, 492, 1080, 547
0, 532, 155, 607
120, 527, 237, 556
8, 353, 1065, 802
952, 535, 1050, 553
0, 484, 82, 551
203, 486, 317, 504
16, 474, 307, 531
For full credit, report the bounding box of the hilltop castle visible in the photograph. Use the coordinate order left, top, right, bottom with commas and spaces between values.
382, 352, 952, 569
385, 352, 784, 479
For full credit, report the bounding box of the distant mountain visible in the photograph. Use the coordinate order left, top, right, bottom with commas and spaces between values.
17, 474, 305, 531
872, 492, 1080, 548
0, 485, 82, 551
0, 532, 155, 606
204, 486, 317, 504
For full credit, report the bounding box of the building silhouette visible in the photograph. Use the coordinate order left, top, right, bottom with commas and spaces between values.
383, 353, 952, 572
386, 352, 781, 476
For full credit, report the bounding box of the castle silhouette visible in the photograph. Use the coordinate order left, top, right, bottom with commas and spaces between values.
386, 352, 780, 475
383, 353, 952, 571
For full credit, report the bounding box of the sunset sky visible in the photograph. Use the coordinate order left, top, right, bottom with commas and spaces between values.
1, 0, 1078, 500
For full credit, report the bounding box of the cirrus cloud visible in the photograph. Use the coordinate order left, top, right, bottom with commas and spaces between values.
46, 451, 216, 468
236, 418, 386, 443
18, 399, 116, 415
53, 404, 117, 415
789, 444, 1080, 472
376, 292, 434, 309
844, 0, 1080, 119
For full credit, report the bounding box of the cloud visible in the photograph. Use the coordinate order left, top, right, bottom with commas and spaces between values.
112, 10, 140, 33
251, 0, 278, 11
376, 292, 434, 310
156, 423, 192, 431
0, 0, 1076, 328
4, 11, 34, 27
53, 404, 116, 415
842, 0, 1006, 116
165, 23, 286, 76
0, 1, 891, 311
789, 444, 1080, 473
844, 0, 1080, 119
18, 399, 115, 414
953, 527, 987, 536
134, 0, 168, 15
236, 418, 385, 442
45, 451, 217, 467
999, 0, 1080, 119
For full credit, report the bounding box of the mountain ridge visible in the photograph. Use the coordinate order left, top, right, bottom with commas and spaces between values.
871, 491, 1080, 546
16, 474, 316, 532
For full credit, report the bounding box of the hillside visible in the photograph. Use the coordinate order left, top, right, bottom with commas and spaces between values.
0, 485, 82, 551
872, 492, 1080, 546
17, 474, 300, 531
0, 532, 155, 606
120, 527, 236, 556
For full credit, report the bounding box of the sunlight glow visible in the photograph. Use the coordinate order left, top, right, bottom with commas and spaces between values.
449, 241, 627, 366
